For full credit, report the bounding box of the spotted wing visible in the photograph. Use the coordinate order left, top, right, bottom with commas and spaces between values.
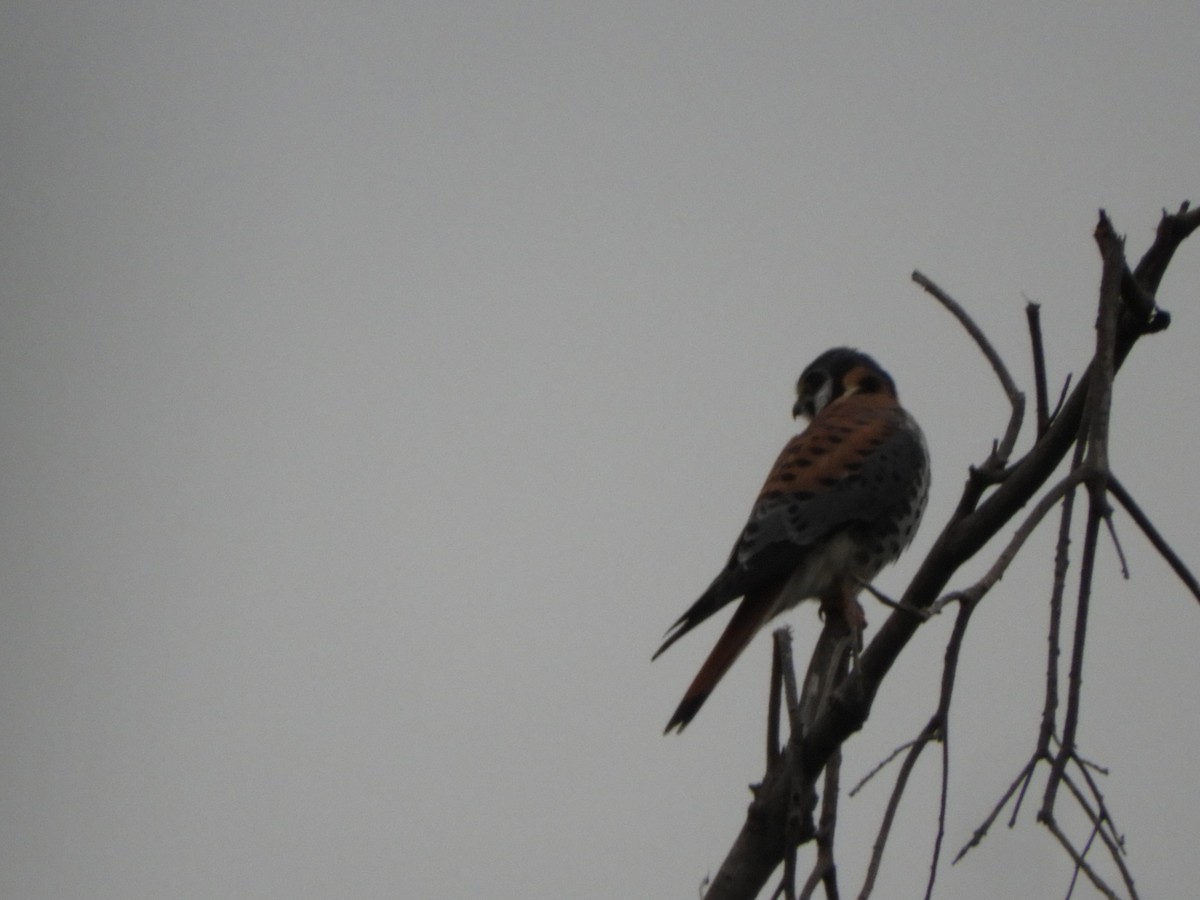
653, 394, 927, 665
735, 395, 928, 568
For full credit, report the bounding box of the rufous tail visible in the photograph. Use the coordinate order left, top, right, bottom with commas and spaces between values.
663, 590, 775, 733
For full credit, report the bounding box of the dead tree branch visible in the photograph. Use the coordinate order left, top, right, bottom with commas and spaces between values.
695, 203, 1199, 900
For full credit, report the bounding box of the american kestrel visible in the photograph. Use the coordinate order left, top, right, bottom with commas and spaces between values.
655, 348, 929, 733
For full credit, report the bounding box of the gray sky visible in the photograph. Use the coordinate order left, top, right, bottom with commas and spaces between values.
2, 3, 1198, 898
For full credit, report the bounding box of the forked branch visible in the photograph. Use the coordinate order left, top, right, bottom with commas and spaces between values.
694, 203, 1198, 900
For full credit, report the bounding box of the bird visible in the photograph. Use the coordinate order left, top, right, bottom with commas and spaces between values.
654, 347, 929, 734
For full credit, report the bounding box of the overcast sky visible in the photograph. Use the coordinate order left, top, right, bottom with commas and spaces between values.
2, 3, 1198, 898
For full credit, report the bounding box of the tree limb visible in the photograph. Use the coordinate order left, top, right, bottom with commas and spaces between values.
694, 204, 1197, 899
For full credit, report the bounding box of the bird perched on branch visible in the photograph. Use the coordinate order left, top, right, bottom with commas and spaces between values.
655, 348, 929, 733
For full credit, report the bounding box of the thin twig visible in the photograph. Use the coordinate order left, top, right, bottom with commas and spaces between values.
821, 753, 844, 900
857, 580, 930, 619
1058, 772, 1118, 862
1006, 757, 1043, 829
862, 597, 976, 896
769, 634, 784, 768
799, 754, 843, 900
1070, 753, 1126, 852
1043, 469, 1104, 815
972, 471, 1086, 597
1133, 201, 1200, 296
1049, 373, 1074, 423
778, 629, 802, 736
1066, 821, 1102, 900
775, 631, 805, 900
924, 693, 951, 900
1025, 299, 1051, 437
1039, 436, 1087, 754
848, 740, 921, 797
856, 715, 938, 899
1100, 509, 1130, 579
953, 759, 1038, 864
1059, 771, 1139, 898
912, 270, 1025, 464
1108, 476, 1200, 603
1071, 750, 1111, 778
1039, 815, 1124, 900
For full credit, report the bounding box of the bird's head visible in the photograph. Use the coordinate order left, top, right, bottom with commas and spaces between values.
792, 347, 897, 420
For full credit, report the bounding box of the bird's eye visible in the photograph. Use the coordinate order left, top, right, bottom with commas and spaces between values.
802, 371, 826, 392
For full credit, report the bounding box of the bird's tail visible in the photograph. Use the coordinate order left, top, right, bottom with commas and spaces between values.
663, 588, 776, 733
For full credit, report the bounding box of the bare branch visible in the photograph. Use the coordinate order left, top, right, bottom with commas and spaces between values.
1108, 476, 1200, 603
848, 740, 921, 797
1026, 299, 1051, 437
1087, 210, 1126, 472
1040, 814, 1126, 900
769, 633, 786, 769
968, 469, 1088, 598
1043, 457, 1104, 818
1133, 200, 1200, 296
924, 683, 951, 900
1100, 509, 1130, 580
856, 580, 930, 619
1066, 821, 1102, 900
1006, 760, 1041, 829
1049, 373, 1073, 423
856, 715, 938, 899
798, 756, 843, 900
1060, 770, 1136, 895
953, 759, 1039, 864
1043, 211, 1129, 819
1040, 437, 1086, 753
912, 270, 1025, 464
693, 205, 1196, 900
